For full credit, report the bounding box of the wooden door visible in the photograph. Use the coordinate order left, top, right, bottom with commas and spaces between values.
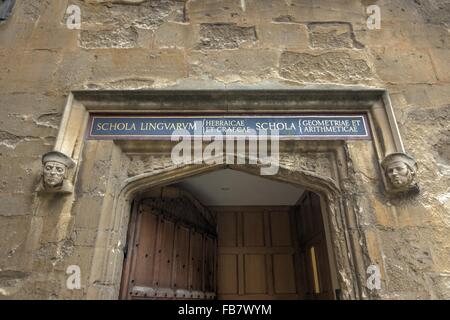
214, 206, 302, 300
295, 191, 334, 300
120, 187, 217, 300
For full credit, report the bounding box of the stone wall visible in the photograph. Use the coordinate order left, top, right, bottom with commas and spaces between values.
0, 0, 449, 299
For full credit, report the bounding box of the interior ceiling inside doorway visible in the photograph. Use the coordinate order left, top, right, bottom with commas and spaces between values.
174, 169, 304, 206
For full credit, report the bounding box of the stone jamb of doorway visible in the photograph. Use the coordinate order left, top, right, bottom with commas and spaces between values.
35, 87, 409, 299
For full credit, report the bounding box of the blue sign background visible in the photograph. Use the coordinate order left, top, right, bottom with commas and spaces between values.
88, 115, 370, 140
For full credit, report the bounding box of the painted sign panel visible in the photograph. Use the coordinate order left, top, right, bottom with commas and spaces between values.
87, 115, 370, 140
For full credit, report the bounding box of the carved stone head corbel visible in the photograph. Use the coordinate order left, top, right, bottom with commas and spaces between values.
38, 151, 75, 194
381, 152, 418, 194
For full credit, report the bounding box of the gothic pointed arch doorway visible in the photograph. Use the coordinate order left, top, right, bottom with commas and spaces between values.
119, 167, 337, 300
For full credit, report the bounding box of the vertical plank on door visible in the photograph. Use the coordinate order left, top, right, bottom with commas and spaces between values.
133, 210, 158, 287
173, 225, 190, 290
157, 219, 175, 288
190, 231, 204, 292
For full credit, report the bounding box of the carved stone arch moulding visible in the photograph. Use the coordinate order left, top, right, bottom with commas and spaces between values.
33, 88, 416, 299
113, 160, 356, 298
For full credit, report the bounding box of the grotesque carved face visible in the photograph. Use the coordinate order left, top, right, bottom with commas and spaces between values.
386, 161, 413, 188
43, 161, 67, 187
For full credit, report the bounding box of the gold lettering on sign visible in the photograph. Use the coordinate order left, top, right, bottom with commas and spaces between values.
97, 122, 136, 131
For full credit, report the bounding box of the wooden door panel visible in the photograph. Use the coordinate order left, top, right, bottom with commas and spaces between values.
156, 219, 175, 288
133, 211, 158, 287
189, 231, 204, 292
311, 193, 323, 237
244, 254, 267, 294
215, 207, 302, 300
305, 199, 314, 239
120, 187, 217, 300
217, 212, 237, 247
273, 254, 297, 294
217, 254, 238, 295
296, 191, 334, 300
243, 212, 265, 247
173, 225, 190, 290
270, 211, 292, 246
204, 235, 216, 292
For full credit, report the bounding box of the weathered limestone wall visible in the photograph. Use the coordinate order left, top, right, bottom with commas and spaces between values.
0, 0, 449, 299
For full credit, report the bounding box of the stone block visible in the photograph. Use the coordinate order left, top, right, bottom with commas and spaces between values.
28, 26, 79, 51
257, 22, 309, 49
414, 0, 450, 25
80, 28, 139, 49
80, 0, 186, 30
0, 156, 41, 194
355, 22, 450, 50
54, 50, 97, 91
0, 270, 30, 298
135, 28, 154, 49
283, 0, 365, 23
186, 0, 244, 23
279, 50, 373, 83
0, 216, 30, 267
370, 198, 397, 228
364, 229, 386, 277
0, 94, 65, 119
244, 0, 289, 22
0, 112, 58, 140
395, 202, 435, 228
372, 47, 437, 84
65, 246, 95, 282
395, 84, 450, 108
73, 195, 104, 229
76, 143, 119, 196
92, 140, 116, 162
353, 22, 407, 49
429, 49, 450, 82
196, 23, 256, 49
407, 24, 450, 49
347, 142, 379, 180
0, 49, 61, 94
0, 194, 34, 217
14, 140, 54, 158
72, 228, 99, 247
189, 49, 278, 82
366, 0, 424, 24
426, 273, 450, 299
308, 22, 362, 49
90, 48, 187, 83
155, 22, 198, 49
13, 0, 53, 24
0, 23, 35, 49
